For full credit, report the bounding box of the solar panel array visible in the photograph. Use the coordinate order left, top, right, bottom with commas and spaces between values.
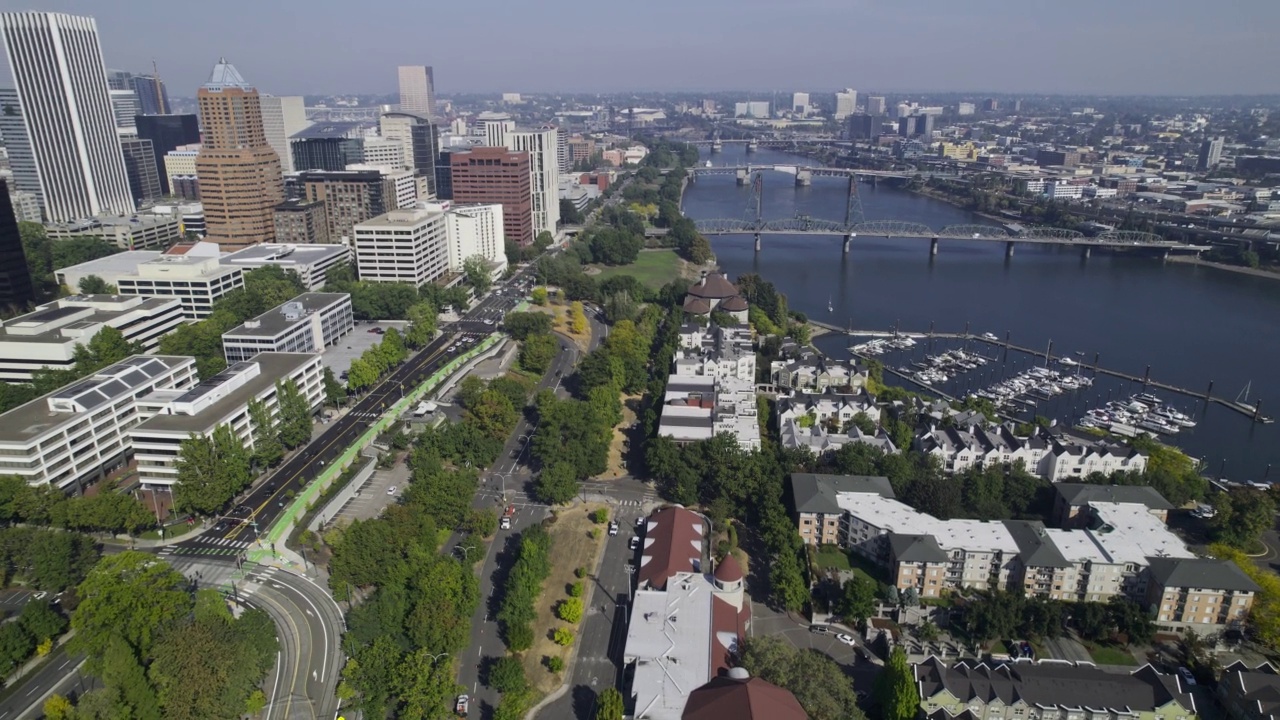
49, 357, 173, 411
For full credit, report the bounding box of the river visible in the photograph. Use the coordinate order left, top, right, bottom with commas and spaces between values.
680, 145, 1280, 482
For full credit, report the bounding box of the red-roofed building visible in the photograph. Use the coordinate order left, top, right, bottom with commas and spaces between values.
683, 670, 809, 720
638, 506, 705, 591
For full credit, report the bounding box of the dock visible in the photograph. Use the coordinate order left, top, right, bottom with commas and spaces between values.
809, 320, 1273, 424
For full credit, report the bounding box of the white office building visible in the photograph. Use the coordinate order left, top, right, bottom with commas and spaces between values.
506, 128, 561, 236
56, 242, 245, 320
0, 87, 42, 216
220, 243, 352, 290
353, 204, 452, 286
835, 89, 858, 120
108, 89, 139, 134
445, 203, 507, 277
0, 295, 184, 382
163, 146, 199, 188
477, 111, 514, 147
259, 95, 310, 173
221, 293, 353, 363
0, 12, 135, 221
0, 355, 197, 490
792, 92, 810, 116
130, 352, 323, 488
397, 66, 436, 118
359, 137, 405, 170
45, 214, 183, 250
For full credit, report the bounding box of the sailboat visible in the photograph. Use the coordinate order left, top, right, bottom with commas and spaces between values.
1237, 381, 1276, 424
827, 295, 834, 313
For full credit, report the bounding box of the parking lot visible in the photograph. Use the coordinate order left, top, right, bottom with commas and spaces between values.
750, 600, 882, 694
0, 587, 48, 615
321, 320, 411, 379
322, 460, 409, 527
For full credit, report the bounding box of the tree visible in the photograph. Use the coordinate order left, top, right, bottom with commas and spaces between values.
534, 230, 554, 251
51, 236, 119, 271
595, 687, 625, 720
738, 636, 864, 720
489, 655, 528, 694
1210, 488, 1276, 549
346, 357, 378, 392
73, 326, 140, 375
172, 424, 252, 515
875, 647, 919, 720
535, 462, 579, 505
837, 576, 876, 627
531, 286, 548, 306
101, 634, 162, 720
771, 548, 809, 612
560, 199, 585, 225
70, 551, 192, 663
519, 333, 558, 374
247, 398, 284, 468
557, 597, 584, 623
464, 255, 493, 296
504, 311, 554, 340
404, 302, 437, 348
19, 599, 67, 644
276, 379, 314, 448
43, 695, 74, 720
77, 274, 116, 294
322, 367, 347, 407
570, 301, 588, 334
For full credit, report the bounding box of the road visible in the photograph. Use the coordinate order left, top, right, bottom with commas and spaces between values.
0, 645, 95, 720
236, 566, 346, 720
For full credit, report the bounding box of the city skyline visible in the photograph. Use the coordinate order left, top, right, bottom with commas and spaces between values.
1, 1, 1278, 97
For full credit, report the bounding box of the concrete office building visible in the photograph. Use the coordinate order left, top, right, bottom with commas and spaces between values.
478, 111, 514, 147
847, 114, 883, 140
445, 203, 507, 276
272, 199, 330, 245
448, 147, 534, 245
299, 169, 398, 242
259, 95, 310, 174
360, 137, 405, 170
397, 66, 437, 118
195, 58, 284, 249
163, 146, 199, 190
0, 295, 184, 382
353, 205, 452, 287
507, 128, 561, 236
791, 92, 810, 116
57, 242, 244, 319
0, 183, 35, 308
134, 115, 200, 195
45, 214, 182, 250
222, 293, 352, 363
120, 138, 162, 205
866, 96, 887, 116
109, 89, 139, 134
130, 74, 168, 116
379, 112, 439, 197
170, 175, 199, 202
7, 190, 41, 224
290, 122, 365, 172
0, 12, 135, 222
220, 243, 350, 290
1199, 137, 1225, 171
0, 88, 42, 216
834, 88, 858, 119
0, 355, 197, 490
130, 352, 322, 488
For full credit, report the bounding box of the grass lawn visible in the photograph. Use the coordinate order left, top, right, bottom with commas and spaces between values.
1084, 642, 1138, 666
814, 545, 851, 571
591, 249, 686, 290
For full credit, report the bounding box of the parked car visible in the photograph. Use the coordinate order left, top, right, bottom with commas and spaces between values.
809, 625, 830, 634
1178, 667, 1196, 686
836, 633, 857, 646
455, 694, 469, 716
608, 521, 619, 536
629, 536, 640, 551
387, 486, 397, 495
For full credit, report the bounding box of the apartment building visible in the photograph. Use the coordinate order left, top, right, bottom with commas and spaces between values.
56, 242, 245, 320
272, 199, 330, 245
1051, 483, 1173, 528
1218, 662, 1280, 720
1146, 558, 1258, 632
130, 352, 323, 487
222, 293, 352, 363
220, 243, 351, 290
776, 389, 877, 429
790, 473, 895, 547
444, 203, 507, 278
672, 323, 755, 382
0, 356, 197, 490
299, 169, 396, 243
914, 423, 1147, 482
0, 295, 184, 382
657, 375, 760, 451
916, 658, 1197, 720
770, 354, 868, 393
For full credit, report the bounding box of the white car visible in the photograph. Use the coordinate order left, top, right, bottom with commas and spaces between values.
608, 521, 619, 536
629, 536, 640, 551
455, 694, 470, 716
387, 486, 397, 495
836, 633, 857, 646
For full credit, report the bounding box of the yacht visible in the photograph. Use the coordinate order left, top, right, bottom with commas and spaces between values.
1059, 356, 1078, 366
1134, 393, 1163, 406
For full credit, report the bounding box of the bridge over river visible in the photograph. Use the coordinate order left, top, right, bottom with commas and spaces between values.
689, 170, 1207, 258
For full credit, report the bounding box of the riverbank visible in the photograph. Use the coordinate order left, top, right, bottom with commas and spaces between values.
1166, 254, 1280, 281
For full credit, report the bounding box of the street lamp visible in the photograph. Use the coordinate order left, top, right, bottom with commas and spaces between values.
454, 545, 477, 561
427, 652, 450, 664
491, 473, 509, 503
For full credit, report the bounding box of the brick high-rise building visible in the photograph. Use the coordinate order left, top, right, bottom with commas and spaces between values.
449, 147, 533, 246
194, 58, 284, 249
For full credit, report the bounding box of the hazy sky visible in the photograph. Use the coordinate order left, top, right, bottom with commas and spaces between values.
4, 0, 1279, 97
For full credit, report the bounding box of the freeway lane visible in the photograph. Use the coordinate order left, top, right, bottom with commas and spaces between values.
0, 645, 95, 720
175, 277, 531, 557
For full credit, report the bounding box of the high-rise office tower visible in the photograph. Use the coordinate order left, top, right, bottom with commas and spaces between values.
135, 114, 200, 194
0, 180, 35, 308
109, 89, 139, 133
1198, 137, 1224, 171
397, 66, 437, 118
260, 95, 310, 173
379, 112, 439, 197
555, 126, 571, 173
480, 112, 514, 147
449, 147, 533, 245
866, 96, 887, 116
0, 87, 42, 217
105, 68, 132, 91
290, 121, 365, 172
834, 89, 858, 120
195, 58, 284, 249
120, 138, 161, 204
131, 74, 169, 115
1, 12, 135, 222
506, 128, 560, 236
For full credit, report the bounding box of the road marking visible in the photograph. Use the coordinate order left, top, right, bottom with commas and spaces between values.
266, 650, 282, 719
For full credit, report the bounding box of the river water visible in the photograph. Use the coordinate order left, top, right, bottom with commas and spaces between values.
681, 145, 1280, 481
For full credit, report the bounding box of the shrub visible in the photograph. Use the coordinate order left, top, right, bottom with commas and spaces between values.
557, 597, 584, 624
569, 581, 584, 598
553, 627, 574, 646
547, 655, 565, 672
575, 566, 588, 579
591, 508, 609, 524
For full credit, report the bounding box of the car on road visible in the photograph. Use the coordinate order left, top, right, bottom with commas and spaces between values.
635, 516, 645, 527
367, 327, 381, 333
214, 521, 227, 531
809, 625, 830, 634
501, 505, 516, 530
387, 486, 397, 495
629, 536, 640, 551
1178, 666, 1196, 686
836, 633, 857, 646
608, 521, 619, 536
455, 694, 469, 716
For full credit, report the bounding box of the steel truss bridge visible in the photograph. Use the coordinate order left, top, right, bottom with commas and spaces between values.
690, 164, 922, 180
693, 171, 1205, 255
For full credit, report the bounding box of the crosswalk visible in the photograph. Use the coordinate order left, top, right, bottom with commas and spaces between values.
159, 536, 255, 558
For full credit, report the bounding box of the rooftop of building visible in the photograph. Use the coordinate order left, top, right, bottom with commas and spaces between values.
789, 473, 896, 515
0, 356, 193, 446
44, 214, 179, 233
916, 657, 1195, 714
220, 244, 349, 269
132, 352, 316, 436
1221, 661, 1280, 720
639, 506, 705, 591
0, 295, 180, 345
223, 293, 349, 339
204, 57, 251, 92
273, 198, 325, 212
1055, 483, 1175, 510
1147, 556, 1261, 593
1085, 502, 1195, 566
290, 121, 367, 140
681, 674, 808, 720
56, 250, 163, 278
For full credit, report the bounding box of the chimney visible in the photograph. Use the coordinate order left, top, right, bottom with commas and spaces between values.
699, 270, 708, 287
